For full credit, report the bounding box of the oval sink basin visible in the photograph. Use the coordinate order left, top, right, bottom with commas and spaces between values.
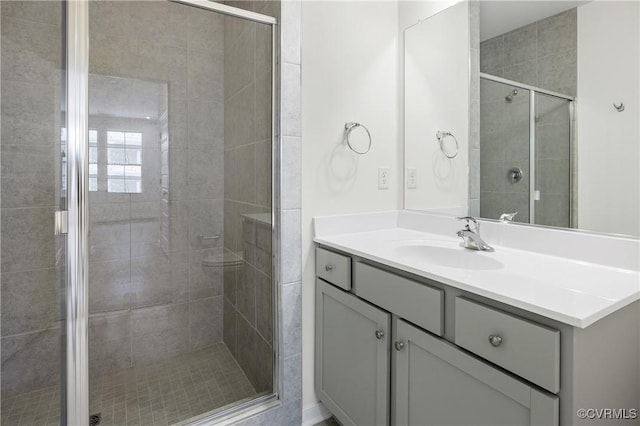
395, 244, 504, 271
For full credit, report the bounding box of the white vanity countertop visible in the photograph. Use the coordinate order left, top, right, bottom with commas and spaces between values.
313, 211, 640, 328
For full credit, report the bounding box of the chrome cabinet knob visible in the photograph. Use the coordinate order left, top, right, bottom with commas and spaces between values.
325, 264, 333, 272
394, 341, 405, 351
375, 330, 385, 340
489, 335, 503, 347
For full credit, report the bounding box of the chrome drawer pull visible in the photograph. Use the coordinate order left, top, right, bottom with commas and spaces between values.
489, 334, 503, 347
375, 330, 385, 340
395, 341, 405, 351
325, 264, 333, 272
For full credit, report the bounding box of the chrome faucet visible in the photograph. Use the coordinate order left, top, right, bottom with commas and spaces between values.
456, 216, 494, 252
499, 211, 518, 223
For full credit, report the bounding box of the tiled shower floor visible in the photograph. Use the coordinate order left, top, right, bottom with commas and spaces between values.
1, 343, 257, 426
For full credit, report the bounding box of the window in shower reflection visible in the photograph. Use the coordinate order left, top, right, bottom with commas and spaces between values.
106, 131, 143, 193
88, 74, 166, 196
89, 129, 98, 191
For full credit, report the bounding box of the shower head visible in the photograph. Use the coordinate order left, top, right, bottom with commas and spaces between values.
505, 89, 518, 102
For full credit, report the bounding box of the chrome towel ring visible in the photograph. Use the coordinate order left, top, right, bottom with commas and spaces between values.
345, 122, 372, 155
436, 130, 458, 159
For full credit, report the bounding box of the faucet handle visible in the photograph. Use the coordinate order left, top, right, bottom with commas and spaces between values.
499, 211, 518, 222
456, 216, 478, 231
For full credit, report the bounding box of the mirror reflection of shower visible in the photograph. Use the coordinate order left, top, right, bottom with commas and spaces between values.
479, 74, 574, 229
505, 89, 518, 102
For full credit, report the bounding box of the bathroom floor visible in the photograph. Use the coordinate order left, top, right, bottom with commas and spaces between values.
314, 417, 341, 426
1, 343, 257, 426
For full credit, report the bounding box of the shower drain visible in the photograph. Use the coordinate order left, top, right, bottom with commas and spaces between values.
89, 413, 102, 426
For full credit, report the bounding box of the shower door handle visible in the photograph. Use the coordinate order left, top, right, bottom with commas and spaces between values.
54, 211, 68, 235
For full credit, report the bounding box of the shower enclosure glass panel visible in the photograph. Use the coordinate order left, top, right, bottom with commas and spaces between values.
479, 78, 531, 223
1, 2, 67, 425
479, 75, 573, 227
1, 0, 275, 424
534, 93, 572, 228
86, 2, 274, 425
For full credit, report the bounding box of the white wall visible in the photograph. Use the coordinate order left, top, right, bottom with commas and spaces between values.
398, 0, 458, 31
300, 0, 401, 416
577, 1, 639, 237
404, 1, 469, 212
398, 1, 466, 216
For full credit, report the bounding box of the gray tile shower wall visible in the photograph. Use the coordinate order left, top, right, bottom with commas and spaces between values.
225, 215, 273, 393
230, 1, 304, 424
1, 0, 230, 398
84, 1, 226, 370
1, 1, 303, 423
0, 0, 65, 397
479, 79, 532, 223
480, 9, 577, 96
222, 0, 275, 399
222, 10, 273, 254
534, 95, 571, 227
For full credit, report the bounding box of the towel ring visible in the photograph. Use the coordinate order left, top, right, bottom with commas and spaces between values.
345, 122, 372, 155
436, 130, 458, 159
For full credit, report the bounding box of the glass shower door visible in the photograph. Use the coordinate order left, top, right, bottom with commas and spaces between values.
534, 93, 572, 228
86, 1, 276, 424
479, 77, 531, 223
1, 2, 67, 425
1, 1, 277, 424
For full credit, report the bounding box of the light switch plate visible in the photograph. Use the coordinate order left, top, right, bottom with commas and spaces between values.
378, 167, 390, 190
407, 167, 417, 189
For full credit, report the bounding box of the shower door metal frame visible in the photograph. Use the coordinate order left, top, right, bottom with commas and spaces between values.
65, 0, 281, 424
530, 91, 536, 222
66, 1, 89, 424
172, 0, 277, 24
479, 73, 575, 226
480, 72, 574, 102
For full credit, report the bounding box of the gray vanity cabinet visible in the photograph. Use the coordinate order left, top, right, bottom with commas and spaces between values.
315, 279, 391, 426
315, 246, 638, 426
393, 319, 559, 426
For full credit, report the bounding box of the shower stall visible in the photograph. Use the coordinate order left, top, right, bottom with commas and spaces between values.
479, 73, 574, 228
1, 1, 279, 425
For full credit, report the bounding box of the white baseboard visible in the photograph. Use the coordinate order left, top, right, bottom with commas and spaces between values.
302, 402, 331, 426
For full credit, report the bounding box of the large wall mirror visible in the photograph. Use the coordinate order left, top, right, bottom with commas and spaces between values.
404, 0, 639, 238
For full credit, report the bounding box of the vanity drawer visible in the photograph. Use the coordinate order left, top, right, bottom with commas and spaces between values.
454, 297, 560, 393
355, 262, 444, 336
316, 247, 352, 290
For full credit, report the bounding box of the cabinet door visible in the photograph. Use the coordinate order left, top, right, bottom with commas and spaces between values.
316, 279, 391, 426
393, 319, 558, 426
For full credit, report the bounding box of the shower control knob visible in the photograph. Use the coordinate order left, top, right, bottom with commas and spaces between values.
325, 264, 333, 272
508, 167, 524, 184
375, 330, 385, 340
489, 335, 503, 347
394, 341, 405, 351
